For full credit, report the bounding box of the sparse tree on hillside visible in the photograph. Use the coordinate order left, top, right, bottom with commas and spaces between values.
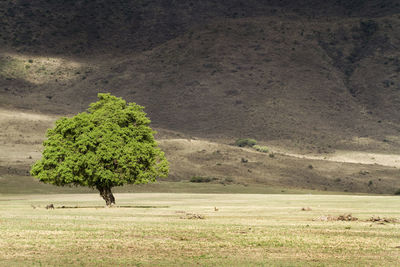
30, 93, 169, 206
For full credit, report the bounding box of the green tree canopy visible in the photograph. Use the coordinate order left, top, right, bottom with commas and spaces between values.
31, 93, 169, 205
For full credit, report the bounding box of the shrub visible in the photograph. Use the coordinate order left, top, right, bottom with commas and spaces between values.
219, 177, 235, 185
224, 177, 234, 183
190, 176, 214, 183
394, 189, 400, 195
235, 138, 257, 147
253, 145, 268, 153
360, 20, 378, 37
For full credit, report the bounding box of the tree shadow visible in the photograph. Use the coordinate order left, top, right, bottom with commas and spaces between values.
55, 205, 170, 209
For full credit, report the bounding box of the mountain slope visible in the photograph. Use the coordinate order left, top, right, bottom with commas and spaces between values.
0, 0, 400, 194
1, 0, 400, 54
1, 13, 400, 151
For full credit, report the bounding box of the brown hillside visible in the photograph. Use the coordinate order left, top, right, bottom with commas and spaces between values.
1, 13, 400, 151
1, 1, 400, 55
1, 110, 399, 194
0, 1, 399, 193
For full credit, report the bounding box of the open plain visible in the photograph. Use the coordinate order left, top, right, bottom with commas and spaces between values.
0, 193, 399, 266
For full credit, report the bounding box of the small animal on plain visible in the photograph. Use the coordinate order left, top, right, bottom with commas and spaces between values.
46, 204, 55, 209
214, 207, 219, 211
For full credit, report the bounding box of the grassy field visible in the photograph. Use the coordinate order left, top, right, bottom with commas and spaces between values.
0, 193, 399, 266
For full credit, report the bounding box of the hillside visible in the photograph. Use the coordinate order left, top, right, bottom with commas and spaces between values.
1, 0, 400, 54
0, 0, 400, 194
1, 103, 399, 195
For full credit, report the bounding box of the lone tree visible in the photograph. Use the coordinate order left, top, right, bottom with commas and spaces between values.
31, 93, 169, 206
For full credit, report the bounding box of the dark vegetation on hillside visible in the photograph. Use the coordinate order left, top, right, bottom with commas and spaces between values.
1, 0, 400, 54
0, 0, 400, 151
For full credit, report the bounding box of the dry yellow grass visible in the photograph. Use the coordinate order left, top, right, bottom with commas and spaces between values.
0, 193, 399, 266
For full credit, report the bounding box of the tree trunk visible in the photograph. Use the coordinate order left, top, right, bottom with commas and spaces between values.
97, 186, 115, 206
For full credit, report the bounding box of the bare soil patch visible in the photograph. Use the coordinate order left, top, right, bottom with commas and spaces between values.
180, 212, 206, 220
367, 216, 400, 224
313, 214, 358, 222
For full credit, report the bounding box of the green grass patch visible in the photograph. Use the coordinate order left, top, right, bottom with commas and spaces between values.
234, 138, 257, 147
253, 145, 269, 153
